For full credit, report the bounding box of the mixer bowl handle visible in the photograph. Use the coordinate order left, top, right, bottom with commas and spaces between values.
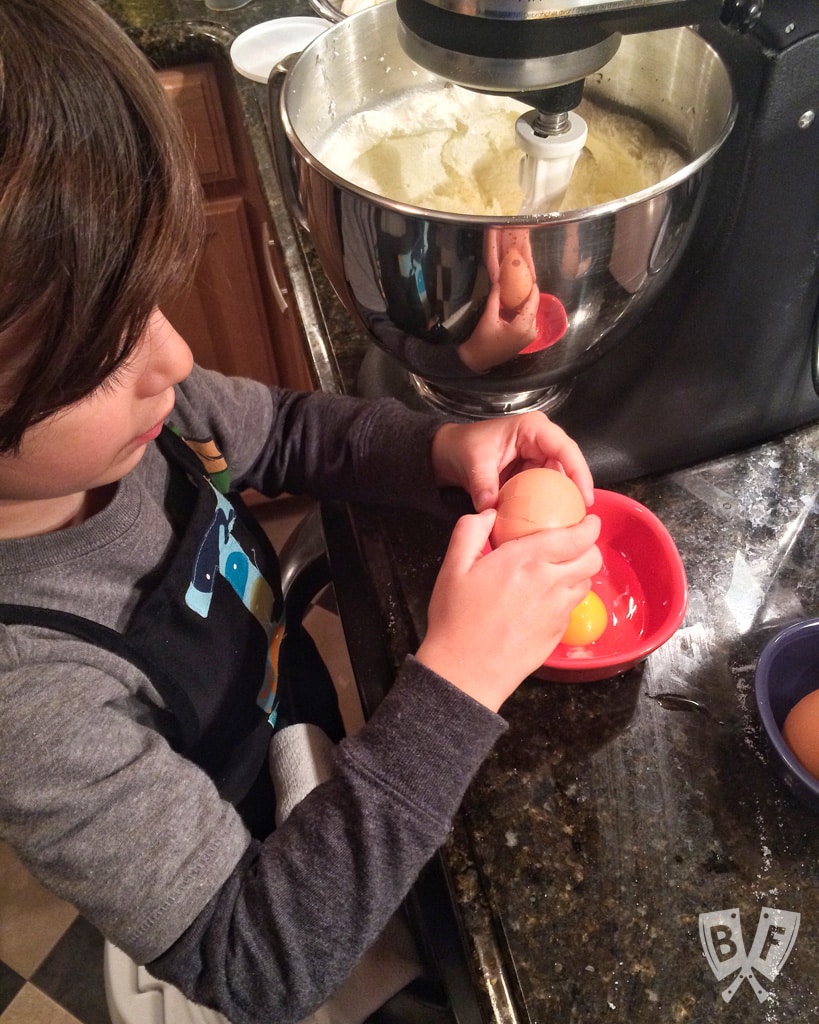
268, 55, 310, 233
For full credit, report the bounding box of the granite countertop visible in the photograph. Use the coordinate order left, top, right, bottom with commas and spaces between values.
329, 424, 819, 1024
102, 3, 819, 1021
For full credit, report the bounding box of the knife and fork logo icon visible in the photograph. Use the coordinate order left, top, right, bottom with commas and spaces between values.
698, 907, 800, 1003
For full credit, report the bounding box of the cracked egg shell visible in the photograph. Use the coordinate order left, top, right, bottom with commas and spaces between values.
491, 468, 585, 547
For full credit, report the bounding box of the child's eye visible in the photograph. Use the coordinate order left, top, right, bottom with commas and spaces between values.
97, 365, 130, 392
86, 357, 138, 401
85, 311, 156, 401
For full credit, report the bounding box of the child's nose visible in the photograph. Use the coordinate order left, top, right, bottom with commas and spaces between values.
146, 311, 194, 392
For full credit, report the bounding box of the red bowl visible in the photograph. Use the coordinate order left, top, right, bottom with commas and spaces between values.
518, 293, 568, 354
536, 488, 688, 683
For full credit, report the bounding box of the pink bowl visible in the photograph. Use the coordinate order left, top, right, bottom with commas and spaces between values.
536, 488, 688, 683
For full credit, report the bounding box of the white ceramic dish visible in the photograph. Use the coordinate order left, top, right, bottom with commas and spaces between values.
230, 18, 327, 83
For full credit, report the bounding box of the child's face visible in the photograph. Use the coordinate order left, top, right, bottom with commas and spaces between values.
0, 309, 193, 504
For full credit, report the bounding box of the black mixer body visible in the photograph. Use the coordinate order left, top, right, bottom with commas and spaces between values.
549, 1, 819, 483
315, 0, 819, 484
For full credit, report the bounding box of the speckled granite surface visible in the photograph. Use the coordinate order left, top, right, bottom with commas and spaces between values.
102, 3, 819, 1020
336, 427, 819, 1024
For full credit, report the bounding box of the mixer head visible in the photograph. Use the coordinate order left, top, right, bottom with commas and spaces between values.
395, 0, 726, 96
396, 0, 726, 212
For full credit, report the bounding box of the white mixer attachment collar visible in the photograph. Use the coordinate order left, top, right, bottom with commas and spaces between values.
516, 108, 588, 215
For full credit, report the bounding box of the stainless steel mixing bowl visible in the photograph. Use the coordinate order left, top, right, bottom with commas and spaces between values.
270, 3, 735, 415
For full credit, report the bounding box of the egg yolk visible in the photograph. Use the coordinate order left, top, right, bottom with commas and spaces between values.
782, 688, 819, 779
561, 591, 607, 647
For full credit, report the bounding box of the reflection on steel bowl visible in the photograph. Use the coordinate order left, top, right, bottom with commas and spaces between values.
270, 3, 735, 416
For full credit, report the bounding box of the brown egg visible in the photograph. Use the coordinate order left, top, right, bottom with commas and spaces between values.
491, 468, 586, 546
783, 688, 819, 778
499, 246, 534, 312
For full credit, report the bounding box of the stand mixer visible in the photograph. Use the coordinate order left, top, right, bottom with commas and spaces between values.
387, 0, 819, 481
271, 0, 819, 482
395, 0, 723, 214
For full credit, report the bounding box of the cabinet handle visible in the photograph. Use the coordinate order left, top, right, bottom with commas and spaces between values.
262, 221, 289, 314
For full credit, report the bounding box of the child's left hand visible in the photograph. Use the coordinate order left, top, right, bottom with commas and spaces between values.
430, 412, 594, 513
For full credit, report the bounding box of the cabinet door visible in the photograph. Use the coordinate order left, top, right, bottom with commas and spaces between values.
163, 196, 280, 384
157, 61, 316, 389
155, 63, 236, 186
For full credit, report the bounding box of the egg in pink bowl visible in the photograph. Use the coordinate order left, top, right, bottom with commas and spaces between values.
536, 488, 688, 683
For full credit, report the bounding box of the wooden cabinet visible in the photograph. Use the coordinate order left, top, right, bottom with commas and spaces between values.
157, 61, 313, 392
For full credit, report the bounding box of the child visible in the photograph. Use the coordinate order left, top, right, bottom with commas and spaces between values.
0, 1, 602, 1022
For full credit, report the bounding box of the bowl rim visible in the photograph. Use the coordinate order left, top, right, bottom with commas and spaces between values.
754, 618, 819, 794
542, 487, 688, 674
306, 0, 346, 23
281, 5, 737, 227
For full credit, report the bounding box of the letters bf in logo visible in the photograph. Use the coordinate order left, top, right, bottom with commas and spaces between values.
699, 907, 800, 1003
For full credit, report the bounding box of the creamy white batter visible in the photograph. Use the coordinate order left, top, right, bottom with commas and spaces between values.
317, 81, 685, 216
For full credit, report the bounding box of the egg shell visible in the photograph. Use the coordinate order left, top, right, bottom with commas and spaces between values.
783, 687, 819, 779
492, 467, 586, 546
499, 247, 534, 312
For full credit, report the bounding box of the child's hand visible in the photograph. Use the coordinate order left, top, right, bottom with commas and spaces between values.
415, 508, 602, 711
457, 282, 540, 373
431, 412, 594, 514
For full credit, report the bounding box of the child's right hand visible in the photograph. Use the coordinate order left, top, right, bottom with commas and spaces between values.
415, 508, 602, 712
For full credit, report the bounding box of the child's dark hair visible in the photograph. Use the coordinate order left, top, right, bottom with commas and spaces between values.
0, 0, 204, 453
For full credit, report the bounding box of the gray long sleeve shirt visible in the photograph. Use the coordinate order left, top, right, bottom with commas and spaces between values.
0, 367, 506, 1023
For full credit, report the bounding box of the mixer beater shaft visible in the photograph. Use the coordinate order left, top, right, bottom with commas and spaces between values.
515, 107, 588, 215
